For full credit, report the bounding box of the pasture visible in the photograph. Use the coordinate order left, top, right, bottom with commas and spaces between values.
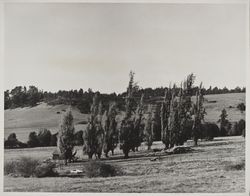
4, 136, 245, 192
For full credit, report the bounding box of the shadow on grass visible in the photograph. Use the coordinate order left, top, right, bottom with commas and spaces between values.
224, 160, 245, 171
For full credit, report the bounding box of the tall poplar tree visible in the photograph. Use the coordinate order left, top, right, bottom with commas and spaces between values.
83, 94, 104, 159
57, 108, 75, 165
102, 102, 118, 157
192, 83, 206, 146
144, 104, 155, 150
119, 71, 143, 158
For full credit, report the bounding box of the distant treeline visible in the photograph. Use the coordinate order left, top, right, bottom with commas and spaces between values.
4, 128, 84, 149
4, 85, 245, 113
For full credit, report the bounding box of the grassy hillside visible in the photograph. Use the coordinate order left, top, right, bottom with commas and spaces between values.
4, 103, 89, 142
202, 93, 245, 123
4, 93, 245, 142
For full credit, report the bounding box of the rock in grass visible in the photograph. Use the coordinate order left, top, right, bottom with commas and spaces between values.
169, 146, 192, 154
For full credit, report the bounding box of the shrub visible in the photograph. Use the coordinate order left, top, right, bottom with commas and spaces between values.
4, 160, 18, 175
242, 129, 245, 138
27, 131, 40, 147
17, 157, 40, 177
238, 119, 245, 135
4, 157, 57, 177
225, 160, 245, 171
230, 119, 245, 136
17, 141, 28, 148
201, 123, 220, 140
50, 133, 58, 146
237, 103, 245, 112
37, 128, 52, 147
4, 157, 40, 177
84, 161, 122, 178
5, 133, 18, 148
34, 162, 57, 177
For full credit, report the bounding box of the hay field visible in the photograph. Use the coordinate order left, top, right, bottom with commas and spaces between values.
4, 136, 245, 192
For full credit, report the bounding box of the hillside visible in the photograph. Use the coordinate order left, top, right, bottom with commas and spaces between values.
4, 93, 245, 142
202, 93, 245, 123
4, 103, 89, 142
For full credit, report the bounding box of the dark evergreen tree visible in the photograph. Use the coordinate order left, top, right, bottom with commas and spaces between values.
218, 108, 230, 136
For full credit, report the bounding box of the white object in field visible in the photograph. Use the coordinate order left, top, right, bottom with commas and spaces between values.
70, 169, 83, 174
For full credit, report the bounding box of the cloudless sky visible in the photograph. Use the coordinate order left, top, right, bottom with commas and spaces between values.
4, 3, 247, 93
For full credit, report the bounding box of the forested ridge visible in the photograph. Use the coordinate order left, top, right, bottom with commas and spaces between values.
4, 84, 245, 113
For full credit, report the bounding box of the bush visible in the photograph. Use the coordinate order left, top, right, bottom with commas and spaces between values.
37, 128, 52, 146
225, 160, 245, 171
230, 119, 245, 136
5, 133, 29, 149
237, 103, 245, 112
27, 132, 40, 147
201, 123, 220, 140
50, 133, 58, 146
5, 133, 18, 148
17, 141, 28, 148
4, 160, 18, 175
17, 157, 40, 177
34, 162, 57, 177
238, 119, 245, 135
84, 161, 122, 178
4, 157, 40, 177
4, 157, 57, 177
242, 129, 245, 138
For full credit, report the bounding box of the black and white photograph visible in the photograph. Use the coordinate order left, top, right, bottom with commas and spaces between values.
1, 0, 248, 193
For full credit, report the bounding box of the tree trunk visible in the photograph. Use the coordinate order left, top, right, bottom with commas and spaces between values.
194, 137, 198, 146
123, 149, 129, 159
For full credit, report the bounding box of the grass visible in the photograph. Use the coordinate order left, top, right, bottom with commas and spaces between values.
201, 93, 245, 123
4, 103, 88, 142
3, 93, 246, 192
4, 136, 245, 192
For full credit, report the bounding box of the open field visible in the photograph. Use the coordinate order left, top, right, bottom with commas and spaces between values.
202, 93, 245, 123
4, 93, 245, 142
4, 103, 88, 142
4, 136, 245, 192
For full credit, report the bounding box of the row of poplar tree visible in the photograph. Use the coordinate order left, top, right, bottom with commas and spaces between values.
57, 72, 206, 164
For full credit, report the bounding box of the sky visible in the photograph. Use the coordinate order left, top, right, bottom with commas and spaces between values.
4, 3, 247, 93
